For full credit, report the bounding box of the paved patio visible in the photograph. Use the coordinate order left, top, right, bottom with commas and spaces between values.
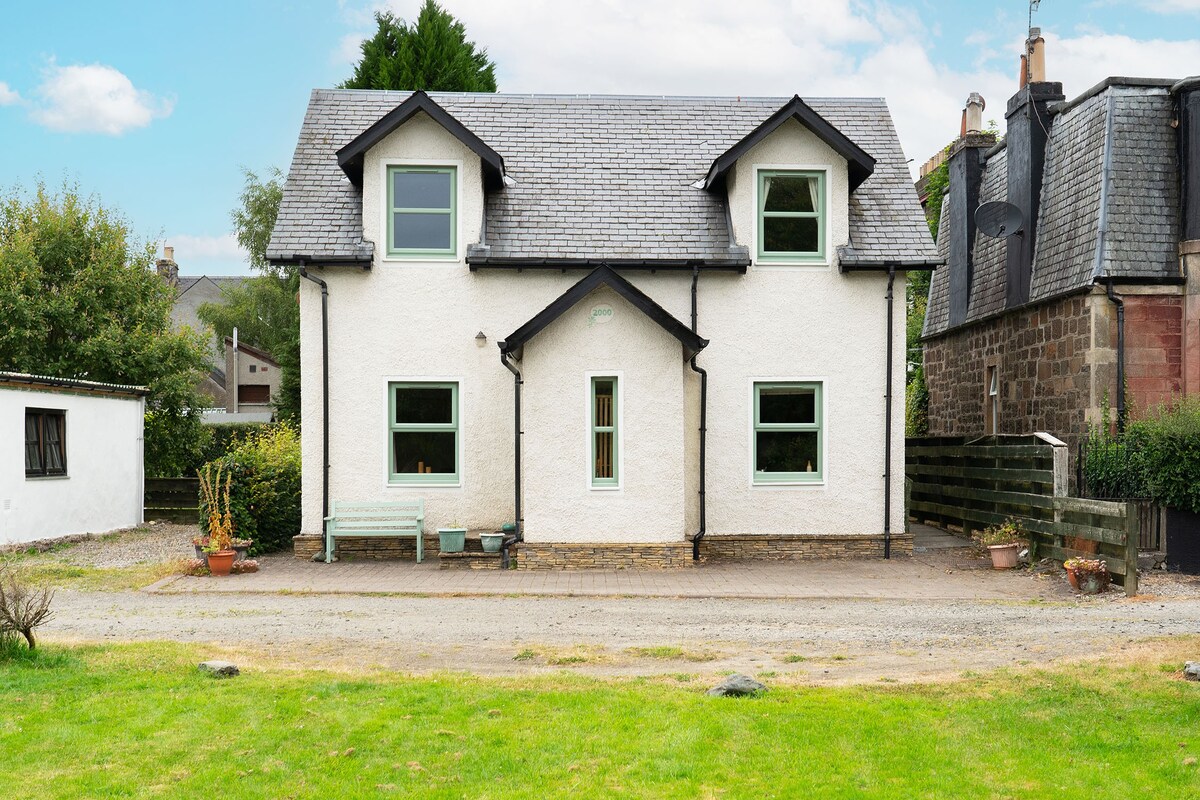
150, 526, 1062, 601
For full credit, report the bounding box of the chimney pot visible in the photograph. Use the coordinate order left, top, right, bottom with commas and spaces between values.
1027, 28, 1046, 83
1019, 54, 1028, 89
164, 245, 174, 261
965, 93, 985, 133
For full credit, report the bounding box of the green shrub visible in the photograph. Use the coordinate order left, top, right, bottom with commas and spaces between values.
905, 366, 929, 437
1136, 397, 1200, 514
1080, 425, 1150, 500
198, 423, 301, 554
198, 422, 268, 466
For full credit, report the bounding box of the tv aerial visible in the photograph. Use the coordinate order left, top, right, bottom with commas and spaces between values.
975, 201, 1024, 239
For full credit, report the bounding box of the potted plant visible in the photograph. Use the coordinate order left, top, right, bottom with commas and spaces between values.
199, 463, 237, 577
438, 522, 467, 553
480, 531, 504, 553
974, 519, 1025, 569
193, 536, 252, 561
1064, 557, 1110, 594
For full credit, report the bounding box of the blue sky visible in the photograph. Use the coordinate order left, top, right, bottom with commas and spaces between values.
2, 0, 1199, 276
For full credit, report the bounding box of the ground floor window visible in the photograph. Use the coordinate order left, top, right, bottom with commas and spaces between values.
753, 382, 822, 483
388, 382, 458, 485
25, 408, 66, 477
591, 376, 618, 487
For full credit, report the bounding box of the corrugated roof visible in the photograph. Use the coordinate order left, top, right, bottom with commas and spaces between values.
267, 90, 937, 266
924, 81, 1183, 338
0, 372, 149, 397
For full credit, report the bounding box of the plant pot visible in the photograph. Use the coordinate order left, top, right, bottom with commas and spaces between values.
480, 532, 504, 553
1065, 567, 1080, 591
206, 550, 236, 577
233, 545, 250, 563
1078, 571, 1110, 595
438, 528, 467, 553
987, 543, 1020, 569
194, 544, 205, 559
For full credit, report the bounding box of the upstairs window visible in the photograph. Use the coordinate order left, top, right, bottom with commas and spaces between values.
388, 382, 459, 485
757, 170, 825, 262
387, 166, 456, 257
25, 408, 66, 478
753, 383, 822, 483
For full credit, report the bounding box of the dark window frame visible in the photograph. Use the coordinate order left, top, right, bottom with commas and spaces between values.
25, 408, 67, 478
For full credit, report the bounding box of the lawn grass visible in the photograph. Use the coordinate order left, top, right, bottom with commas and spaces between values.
1, 641, 1198, 798
0, 557, 181, 591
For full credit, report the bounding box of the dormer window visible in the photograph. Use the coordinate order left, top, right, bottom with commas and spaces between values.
387, 165, 456, 257
757, 169, 825, 262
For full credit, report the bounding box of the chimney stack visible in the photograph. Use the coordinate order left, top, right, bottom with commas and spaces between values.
1004, 28, 1064, 308
156, 245, 179, 287
946, 94, 998, 327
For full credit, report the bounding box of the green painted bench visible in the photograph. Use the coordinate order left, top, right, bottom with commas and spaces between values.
324, 499, 424, 564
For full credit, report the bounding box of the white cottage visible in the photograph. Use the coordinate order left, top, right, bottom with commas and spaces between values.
268, 91, 939, 567
1, 373, 146, 546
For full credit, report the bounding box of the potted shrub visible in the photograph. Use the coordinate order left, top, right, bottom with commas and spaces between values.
974, 519, 1025, 569
480, 531, 504, 553
199, 463, 237, 577
438, 522, 467, 553
193, 536, 252, 562
1064, 557, 1110, 594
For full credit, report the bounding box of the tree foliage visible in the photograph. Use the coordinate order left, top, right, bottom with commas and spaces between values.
0, 182, 211, 476
231, 166, 284, 278
341, 2, 498, 92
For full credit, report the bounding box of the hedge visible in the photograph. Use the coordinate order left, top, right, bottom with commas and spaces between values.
198, 423, 301, 554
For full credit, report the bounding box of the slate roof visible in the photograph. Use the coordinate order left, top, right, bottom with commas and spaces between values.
267, 90, 937, 267
924, 79, 1182, 338
177, 276, 252, 295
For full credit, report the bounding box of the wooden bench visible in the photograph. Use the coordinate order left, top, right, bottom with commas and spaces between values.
324, 499, 424, 563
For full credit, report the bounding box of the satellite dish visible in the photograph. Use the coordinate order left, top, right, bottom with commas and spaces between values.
975, 201, 1024, 239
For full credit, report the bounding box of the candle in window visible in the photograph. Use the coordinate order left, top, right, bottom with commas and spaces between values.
806, 460, 813, 472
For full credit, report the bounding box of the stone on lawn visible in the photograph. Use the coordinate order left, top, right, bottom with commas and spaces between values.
199, 660, 240, 678
706, 674, 767, 697
1185, 662, 1200, 681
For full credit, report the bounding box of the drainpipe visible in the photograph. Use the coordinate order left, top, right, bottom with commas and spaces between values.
499, 349, 523, 563
299, 265, 331, 555
1106, 279, 1126, 433
883, 265, 896, 559
689, 266, 708, 560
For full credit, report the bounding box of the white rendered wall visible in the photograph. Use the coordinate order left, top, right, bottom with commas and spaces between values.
299, 114, 907, 540
0, 388, 144, 544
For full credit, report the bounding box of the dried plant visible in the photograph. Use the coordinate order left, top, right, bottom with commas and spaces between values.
198, 463, 236, 553
0, 568, 55, 650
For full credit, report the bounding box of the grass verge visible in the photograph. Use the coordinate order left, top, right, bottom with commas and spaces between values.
1, 640, 1198, 798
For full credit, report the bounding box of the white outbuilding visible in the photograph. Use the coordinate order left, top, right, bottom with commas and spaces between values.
1, 372, 146, 546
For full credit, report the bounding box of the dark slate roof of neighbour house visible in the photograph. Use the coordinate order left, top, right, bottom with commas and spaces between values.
267, 90, 937, 269
500, 265, 708, 361
924, 79, 1182, 338
177, 276, 252, 295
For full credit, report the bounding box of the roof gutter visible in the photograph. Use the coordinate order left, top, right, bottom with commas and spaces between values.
468, 256, 749, 273
499, 349, 524, 560
267, 255, 372, 270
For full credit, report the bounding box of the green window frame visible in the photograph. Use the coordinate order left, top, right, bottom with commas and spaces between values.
757, 169, 826, 262
753, 382, 823, 484
386, 165, 456, 258
591, 376, 618, 488
388, 382, 459, 485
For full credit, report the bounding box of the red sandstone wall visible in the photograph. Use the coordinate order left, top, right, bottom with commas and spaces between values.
1122, 295, 1185, 415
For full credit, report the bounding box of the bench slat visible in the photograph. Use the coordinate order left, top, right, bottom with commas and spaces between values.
326, 498, 425, 564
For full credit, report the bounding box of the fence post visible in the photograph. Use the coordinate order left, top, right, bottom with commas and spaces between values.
1124, 501, 1139, 597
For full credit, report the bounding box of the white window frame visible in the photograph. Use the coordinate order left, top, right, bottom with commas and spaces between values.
382, 376, 464, 489
585, 370, 623, 492
748, 377, 827, 488
378, 158, 464, 263
751, 163, 832, 269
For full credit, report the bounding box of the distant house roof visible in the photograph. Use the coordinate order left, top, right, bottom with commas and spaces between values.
177, 275, 252, 296
267, 90, 936, 269
223, 336, 280, 367
924, 78, 1183, 338
500, 265, 707, 361
0, 372, 148, 398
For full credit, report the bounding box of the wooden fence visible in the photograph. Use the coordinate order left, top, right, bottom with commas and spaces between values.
907, 435, 1138, 596
144, 477, 199, 525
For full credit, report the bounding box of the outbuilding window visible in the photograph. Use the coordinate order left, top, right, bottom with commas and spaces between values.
753, 383, 822, 483
757, 170, 825, 262
25, 408, 66, 478
387, 166, 456, 257
388, 382, 458, 485
591, 377, 618, 488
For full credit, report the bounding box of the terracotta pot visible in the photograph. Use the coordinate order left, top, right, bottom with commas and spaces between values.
1065, 567, 1080, 591
207, 550, 236, 577
987, 543, 1020, 569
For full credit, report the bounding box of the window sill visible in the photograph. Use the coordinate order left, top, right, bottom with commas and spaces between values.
381, 254, 460, 263
387, 479, 461, 489
26, 474, 69, 481
752, 478, 825, 488
589, 484, 622, 492
754, 258, 830, 269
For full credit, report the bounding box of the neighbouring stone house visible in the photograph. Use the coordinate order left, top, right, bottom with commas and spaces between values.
268, 89, 938, 567
921, 29, 1200, 468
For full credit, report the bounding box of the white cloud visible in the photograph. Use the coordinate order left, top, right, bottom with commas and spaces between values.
1139, 0, 1200, 12
0, 81, 19, 105
166, 233, 246, 264
31, 62, 173, 135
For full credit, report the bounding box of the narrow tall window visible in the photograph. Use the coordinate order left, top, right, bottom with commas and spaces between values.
753, 383, 822, 483
985, 366, 999, 435
387, 166, 456, 257
25, 409, 66, 477
388, 382, 458, 484
758, 170, 826, 261
591, 377, 618, 487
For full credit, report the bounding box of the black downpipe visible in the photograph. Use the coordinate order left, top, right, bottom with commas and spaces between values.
1106, 279, 1126, 433
689, 267, 708, 560
883, 266, 896, 560
299, 266, 330, 557
500, 350, 523, 557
